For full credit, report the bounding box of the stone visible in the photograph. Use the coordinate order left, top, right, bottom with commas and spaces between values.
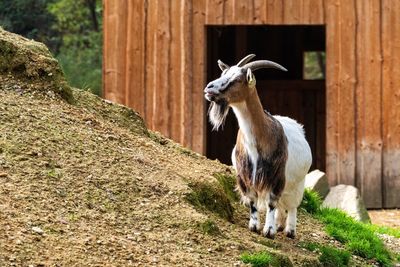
305, 169, 330, 199
32, 226, 44, 235
322, 184, 371, 223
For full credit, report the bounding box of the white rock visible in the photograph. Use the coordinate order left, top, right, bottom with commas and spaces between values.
305, 169, 330, 199
322, 184, 371, 222
32, 226, 44, 235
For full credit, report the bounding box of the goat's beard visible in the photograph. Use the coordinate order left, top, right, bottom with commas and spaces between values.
208, 100, 229, 131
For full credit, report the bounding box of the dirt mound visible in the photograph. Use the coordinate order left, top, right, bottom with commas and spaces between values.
0, 29, 376, 266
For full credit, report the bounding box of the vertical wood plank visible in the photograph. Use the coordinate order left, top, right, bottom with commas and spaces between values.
303, 0, 325, 24
103, 0, 128, 104
355, 0, 383, 208
325, 0, 357, 189
325, 0, 340, 186
125, 1, 145, 117
169, 0, 183, 143
266, 0, 284, 24
153, 0, 172, 136
254, 0, 267, 24
337, 0, 357, 186
233, 0, 254, 24
206, 0, 224, 24
382, 0, 400, 208
192, 0, 206, 153
283, 0, 303, 24
145, 0, 157, 129
181, 0, 194, 148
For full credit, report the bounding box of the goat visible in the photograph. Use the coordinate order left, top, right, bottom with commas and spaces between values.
204, 54, 312, 239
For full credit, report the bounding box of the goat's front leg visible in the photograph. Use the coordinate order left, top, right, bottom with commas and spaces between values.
263, 193, 278, 239
248, 200, 261, 233
285, 208, 297, 238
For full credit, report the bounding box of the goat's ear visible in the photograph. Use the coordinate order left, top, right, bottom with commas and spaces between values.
217, 60, 229, 71
246, 68, 256, 87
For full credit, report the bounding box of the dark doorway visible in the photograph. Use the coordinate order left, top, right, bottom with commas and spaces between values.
206, 25, 326, 171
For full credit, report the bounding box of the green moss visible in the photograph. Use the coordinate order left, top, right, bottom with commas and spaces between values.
199, 219, 221, 235
186, 181, 234, 222
147, 131, 169, 145
214, 172, 239, 202
255, 238, 282, 250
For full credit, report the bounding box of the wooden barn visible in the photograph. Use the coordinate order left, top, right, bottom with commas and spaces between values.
102, 0, 400, 209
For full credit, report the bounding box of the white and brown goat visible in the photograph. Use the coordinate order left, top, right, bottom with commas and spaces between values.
204, 54, 312, 239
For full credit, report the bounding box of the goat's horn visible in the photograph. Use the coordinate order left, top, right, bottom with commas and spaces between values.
217, 59, 230, 71
243, 60, 288, 72
236, 54, 256, 67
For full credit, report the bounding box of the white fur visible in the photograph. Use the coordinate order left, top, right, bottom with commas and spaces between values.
275, 115, 312, 211
231, 102, 259, 183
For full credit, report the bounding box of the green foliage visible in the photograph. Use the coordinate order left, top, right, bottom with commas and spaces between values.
300, 190, 395, 266
0, 0, 61, 52
186, 181, 234, 222
366, 224, 400, 239
49, 0, 102, 95
199, 219, 221, 235
319, 246, 351, 267
299, 242, 350, 267
56, 42, 102, 95
300, 188, 322, 214
240, 252, 272, 267
317, 208, 392, 266
304, 51, 325, 80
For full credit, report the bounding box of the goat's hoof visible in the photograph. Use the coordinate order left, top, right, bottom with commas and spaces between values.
277, 225, 285, 232
285, 229, 296, 239
249, 225, 260, 233
263, 226, 276, 239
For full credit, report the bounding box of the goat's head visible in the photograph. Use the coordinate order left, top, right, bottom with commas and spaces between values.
204, 54, 287, 130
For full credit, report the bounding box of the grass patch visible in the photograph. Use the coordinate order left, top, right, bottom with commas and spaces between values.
366, 224, 400, 239
317, 208, 391, 266
199, 219, 221, 235
240, 251, 292, 267
319, 246, 351, 267
186, 181, 234, 222
299, 188, 322, 214
240, 252, 272, 267
301, 189, 395, 266
300, 242, 350, 267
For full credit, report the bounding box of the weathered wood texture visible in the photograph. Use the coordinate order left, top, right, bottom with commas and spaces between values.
103, 0, 400, 208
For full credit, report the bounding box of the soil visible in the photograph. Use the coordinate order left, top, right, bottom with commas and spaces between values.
369, 210, 400, 228
0, 28, 395, 266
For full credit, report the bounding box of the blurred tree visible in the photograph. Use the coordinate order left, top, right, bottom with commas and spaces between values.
0, 0, 61, 52
48, 0, 102, 95
0, 0, 102, 95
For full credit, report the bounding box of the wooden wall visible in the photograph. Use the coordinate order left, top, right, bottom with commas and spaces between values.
103, 0, 400, 208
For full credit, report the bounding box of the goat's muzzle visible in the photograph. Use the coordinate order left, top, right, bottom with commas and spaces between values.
204, 83, 220, 102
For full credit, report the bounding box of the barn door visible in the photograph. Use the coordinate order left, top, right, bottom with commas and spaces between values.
206, 25, 326, 172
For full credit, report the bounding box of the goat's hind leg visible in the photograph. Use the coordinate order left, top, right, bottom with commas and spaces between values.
248, 200, 261, 233
285, 208, 297, 238
263, 193, 278, 239
276, 207, 287, 232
